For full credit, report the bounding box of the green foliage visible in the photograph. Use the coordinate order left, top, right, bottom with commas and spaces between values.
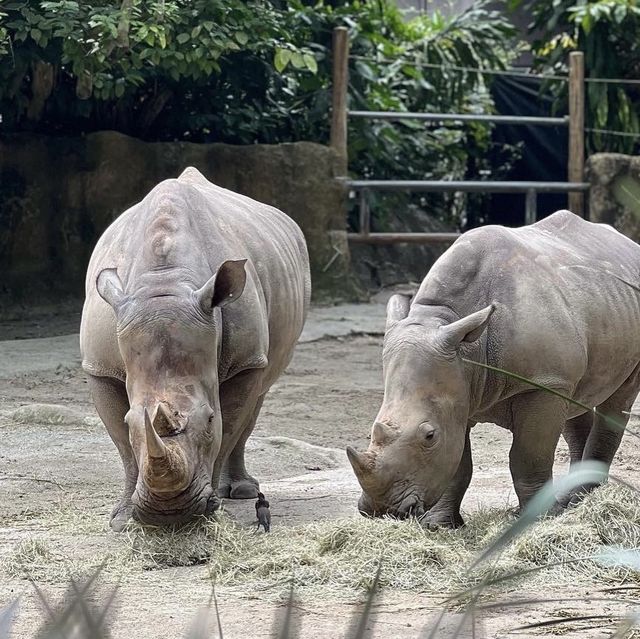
0, 0, 521, 226
524, 0, 640, 154
342, 0, 521, 183
0, 0, 317, 134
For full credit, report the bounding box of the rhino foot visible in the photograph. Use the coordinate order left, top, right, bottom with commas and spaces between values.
110, 499, 134, 532
423, 510, 464, 530
217, 477, 260, 499
557, 481, 602, 510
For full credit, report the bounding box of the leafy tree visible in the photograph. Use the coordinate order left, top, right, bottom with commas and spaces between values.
0, 0, 317, 134
0, 0, 521, 227
522, 0, 640, 154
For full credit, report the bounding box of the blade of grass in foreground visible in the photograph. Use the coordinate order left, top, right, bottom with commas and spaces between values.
443, 555, 602, 605
347, 562, 382, 639
273, 580, 299, 639
212, 583, 224, 639
470, 460, 608, 569
0, 600, 18, 639
461, 359, 633, 438
512, 614, 619, 632
611, 609, 640, 639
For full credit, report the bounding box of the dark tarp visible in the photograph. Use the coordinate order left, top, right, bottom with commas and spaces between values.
473, 73, 569, 228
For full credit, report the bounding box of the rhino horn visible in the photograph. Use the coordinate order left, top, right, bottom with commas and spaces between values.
144, 407, 167, 459
142, 408, 189, 493
346, 446, 375, 483
372, 421, 396, 445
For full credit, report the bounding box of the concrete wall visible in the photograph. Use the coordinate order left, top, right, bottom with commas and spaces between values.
587, 153, 640, 241
0, 132, 361, 303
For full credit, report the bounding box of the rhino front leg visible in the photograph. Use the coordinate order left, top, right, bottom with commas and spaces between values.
509, 393, 567, 512
423, 424, 473, 529
214, 370, 265, 499
87, 374, 137, 532
218, 395, 265, 499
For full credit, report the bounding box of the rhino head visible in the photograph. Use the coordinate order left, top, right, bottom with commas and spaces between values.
96, 259, 247, 524
347, 294, 494, 519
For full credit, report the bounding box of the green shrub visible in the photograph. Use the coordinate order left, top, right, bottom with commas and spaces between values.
521, 0, 640, 154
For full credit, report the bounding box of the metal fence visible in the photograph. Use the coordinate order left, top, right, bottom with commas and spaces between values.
329, 27, 589, 245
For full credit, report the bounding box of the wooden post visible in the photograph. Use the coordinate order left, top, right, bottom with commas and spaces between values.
330, 27, 349, 176
568, 51, 585, 217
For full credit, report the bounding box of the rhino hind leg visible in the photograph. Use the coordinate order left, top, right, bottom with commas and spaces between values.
424, 424, 473, 529
562, 412, 592, 466
561, 367, 640, 508
216, 392, 265, 500
87, 374, 137, 531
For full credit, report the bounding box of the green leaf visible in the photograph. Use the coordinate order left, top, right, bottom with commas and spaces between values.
30, 27, 41, 42
290, 51, 305, 69
355, 60, 376, 81
176, 32, 189, 44
235, 31, 248, 45
114, 82, 125, 98
596, 94, 608, 128
274, 48, 291, 73
303, 53, 317, 74
612, 175, 640, 218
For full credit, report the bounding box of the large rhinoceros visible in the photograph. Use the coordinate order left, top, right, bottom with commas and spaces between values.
347, 210, 640, 527
80, 167, 310, 530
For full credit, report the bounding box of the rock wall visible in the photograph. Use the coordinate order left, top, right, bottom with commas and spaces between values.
0, 131, 361, 302
587, 153, 640, 240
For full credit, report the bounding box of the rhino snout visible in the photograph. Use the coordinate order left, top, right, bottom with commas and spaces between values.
357, 492, 426, 520
132, 481, 215, 524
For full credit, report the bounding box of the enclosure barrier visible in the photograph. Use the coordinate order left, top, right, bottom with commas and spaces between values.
330, 26, 588, 245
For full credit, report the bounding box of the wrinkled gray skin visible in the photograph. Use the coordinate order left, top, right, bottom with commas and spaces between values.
80, 167, 310, 530
348, 210, 640, 527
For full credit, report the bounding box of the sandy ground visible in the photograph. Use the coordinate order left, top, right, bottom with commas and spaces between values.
1, 300, 640, 638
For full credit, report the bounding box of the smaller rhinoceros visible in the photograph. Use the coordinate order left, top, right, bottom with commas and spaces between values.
347, 210, 640, 527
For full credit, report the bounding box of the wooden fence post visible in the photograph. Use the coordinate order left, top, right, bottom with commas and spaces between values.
568, 51, 585, 217
330, 26, 349, 176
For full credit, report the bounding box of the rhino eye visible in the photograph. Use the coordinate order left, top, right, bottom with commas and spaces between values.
419, 422, 437, 446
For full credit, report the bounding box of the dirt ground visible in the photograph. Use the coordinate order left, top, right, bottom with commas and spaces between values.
1, 300, 640, 638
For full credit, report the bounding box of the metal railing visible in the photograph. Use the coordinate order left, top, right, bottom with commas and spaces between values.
350, 181, 590, 244
330, 27, 587, 245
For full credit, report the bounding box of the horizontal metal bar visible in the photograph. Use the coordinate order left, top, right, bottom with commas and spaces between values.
347, 232, 461, 244
348, 111, 569, 126
347, 180, 590, 193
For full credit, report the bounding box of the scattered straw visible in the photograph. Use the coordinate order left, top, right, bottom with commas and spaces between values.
4, 484, 640, 601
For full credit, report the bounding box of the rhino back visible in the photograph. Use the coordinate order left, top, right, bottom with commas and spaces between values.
80, 168, 309, 384
416, 210, 640, 410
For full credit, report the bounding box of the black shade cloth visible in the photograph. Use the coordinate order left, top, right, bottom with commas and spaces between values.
474, 73, 570, 228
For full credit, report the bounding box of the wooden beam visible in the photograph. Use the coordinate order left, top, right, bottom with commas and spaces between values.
568, 51, 585, 217
330, 27, 349, 176
347, 232, 461, 245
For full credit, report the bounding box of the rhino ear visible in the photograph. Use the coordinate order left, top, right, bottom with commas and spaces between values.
385, 294, 411, 331
96, 268, 126, 310
195, 259, 247, 314
439, 304, 495, 350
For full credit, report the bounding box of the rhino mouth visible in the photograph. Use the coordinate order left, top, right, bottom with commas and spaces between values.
132, 481, 218, 525
357, 492, 427, 520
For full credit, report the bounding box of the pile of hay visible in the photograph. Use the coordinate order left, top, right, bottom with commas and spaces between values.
6, 483, 640, 600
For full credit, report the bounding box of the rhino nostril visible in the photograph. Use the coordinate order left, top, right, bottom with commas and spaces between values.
205, 495, 221, 515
